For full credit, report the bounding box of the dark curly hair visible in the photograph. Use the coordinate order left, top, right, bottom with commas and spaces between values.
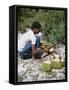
31, 21, 41, 30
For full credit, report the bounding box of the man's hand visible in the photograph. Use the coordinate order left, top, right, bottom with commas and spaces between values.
44, 47, 49, 52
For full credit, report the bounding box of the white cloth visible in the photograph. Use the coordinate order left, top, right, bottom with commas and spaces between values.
18, 29, 36, 51
35, 32, 42, 37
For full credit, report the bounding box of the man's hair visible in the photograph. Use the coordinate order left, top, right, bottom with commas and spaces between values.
31, 21, 41, 30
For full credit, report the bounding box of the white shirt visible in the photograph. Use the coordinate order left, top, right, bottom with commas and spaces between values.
35, 32, 42, 37
18, 29, 36, 51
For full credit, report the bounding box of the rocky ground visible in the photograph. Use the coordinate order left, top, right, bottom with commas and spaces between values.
18, 44, 65, 82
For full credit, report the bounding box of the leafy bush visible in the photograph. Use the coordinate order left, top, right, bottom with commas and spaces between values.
17, 8, 65, 44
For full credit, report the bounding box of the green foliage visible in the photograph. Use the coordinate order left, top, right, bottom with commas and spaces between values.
17, 8, 65, 44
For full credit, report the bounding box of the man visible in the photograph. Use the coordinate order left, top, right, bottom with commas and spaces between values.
18, 21, 48, 59
18, 21, 40, 59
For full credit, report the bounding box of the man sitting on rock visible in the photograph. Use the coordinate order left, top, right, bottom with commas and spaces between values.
18, 22, 41, 59
18, 21, 48, 59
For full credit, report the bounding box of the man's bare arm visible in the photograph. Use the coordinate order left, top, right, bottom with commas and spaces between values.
32, 45, 37, 59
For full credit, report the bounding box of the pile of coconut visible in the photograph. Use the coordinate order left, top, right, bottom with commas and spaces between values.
42, 52, 65, 73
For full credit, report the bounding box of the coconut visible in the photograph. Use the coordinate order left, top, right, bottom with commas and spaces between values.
49, 48, 54, 53
60, 58, 65, 67
42, 61, 52, 72
52, 58, 62, 69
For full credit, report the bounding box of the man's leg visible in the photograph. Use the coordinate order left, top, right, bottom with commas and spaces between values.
18, 36, 40, 59
18, 42, 32, 59
23, 36, 40, 54
35, 36, 40, 48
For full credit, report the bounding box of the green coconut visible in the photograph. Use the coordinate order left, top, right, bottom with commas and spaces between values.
61, 62, 65, 67
60, 58, 65, 67
42, 61, 52, 72
52, 59, 62, 69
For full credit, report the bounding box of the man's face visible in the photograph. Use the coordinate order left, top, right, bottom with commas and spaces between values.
33, 28, 40, 34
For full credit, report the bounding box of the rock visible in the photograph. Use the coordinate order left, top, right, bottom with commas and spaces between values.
23, 78, 29, 82
55, 46, 65, 59
18, 75, 23, 82
53, 54, 59, 59
52, 69, 59, 72
30, 71, 39, 77
37, 73, 46, 80
51, 71, 57, 78
46, 73, 53, 79
42, 72, 46, 77
26, 76, 33, 81
58, 67, 65, 73
18, 65, 28, 76
18, 44, 65, 82
56, 73, 65, 80
48, 77, 57, 80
